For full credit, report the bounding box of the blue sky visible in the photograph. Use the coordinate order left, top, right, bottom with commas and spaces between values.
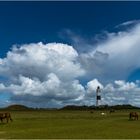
1, 2, 140, 108
1, 1, 140, 57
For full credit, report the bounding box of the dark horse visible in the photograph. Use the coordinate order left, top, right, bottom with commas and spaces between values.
0, 112, 13, 123
109, 109, 115, 113
129, 112, 138, 120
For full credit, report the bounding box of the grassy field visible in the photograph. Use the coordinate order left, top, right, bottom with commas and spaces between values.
0, 109, 140, 139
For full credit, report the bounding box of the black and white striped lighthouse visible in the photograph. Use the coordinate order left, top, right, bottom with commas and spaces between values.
96, 86, 101, 107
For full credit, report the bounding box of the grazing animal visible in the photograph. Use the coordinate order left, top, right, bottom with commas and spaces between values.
109, 109, 115, 113
0, 112, 13, 123
129, 112, 138, 120
90, 111, 94, 113
101, 112, 106, 115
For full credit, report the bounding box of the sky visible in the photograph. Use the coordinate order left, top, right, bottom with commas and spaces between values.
1, 1, 140, 108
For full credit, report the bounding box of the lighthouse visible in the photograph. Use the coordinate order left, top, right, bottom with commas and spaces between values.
96, 86, 101, 107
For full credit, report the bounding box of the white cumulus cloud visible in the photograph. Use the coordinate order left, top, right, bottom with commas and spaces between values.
0, 42, 85, 83
0, 42, 86, 107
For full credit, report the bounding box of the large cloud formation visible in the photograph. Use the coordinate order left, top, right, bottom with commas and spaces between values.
0, 43, 86, 107
79, 21, 140, 82
1, 21, 140, 108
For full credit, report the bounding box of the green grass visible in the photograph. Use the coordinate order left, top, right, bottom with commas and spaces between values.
0, 110, 140, 139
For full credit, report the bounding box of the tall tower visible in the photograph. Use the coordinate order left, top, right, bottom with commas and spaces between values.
96, 86, 101, 107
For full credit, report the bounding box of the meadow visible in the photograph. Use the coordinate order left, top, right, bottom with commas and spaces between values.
0, 109, 140, 139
